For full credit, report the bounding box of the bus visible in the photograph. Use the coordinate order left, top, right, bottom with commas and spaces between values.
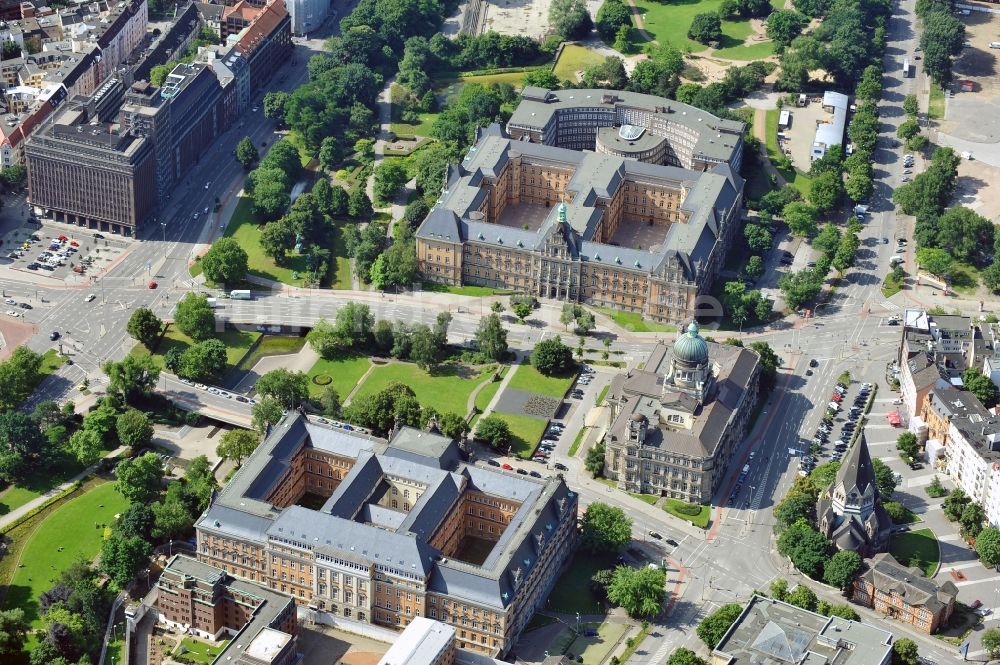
229, 290, 253, 300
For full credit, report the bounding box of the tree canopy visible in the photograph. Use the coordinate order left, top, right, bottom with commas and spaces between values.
580, 502, 632, 553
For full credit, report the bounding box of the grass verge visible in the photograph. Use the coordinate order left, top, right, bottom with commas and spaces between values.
663, 498, 711, 528
889, 528, 940, 578
568, 427, 588, 457
928, 82, 945, 120
234, 335, 306, 373
131, 325, 260, 375
594, 307, 676, 333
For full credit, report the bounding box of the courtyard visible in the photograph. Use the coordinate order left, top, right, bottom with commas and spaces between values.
609, 218, 670, 252
497, 202, 552, 233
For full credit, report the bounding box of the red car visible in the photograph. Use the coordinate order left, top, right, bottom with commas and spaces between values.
57, 235, 68, 242
501, 463, 513, 471
831, 393, 843, 402
69, 240, 79, 247
148, 280, 158, 289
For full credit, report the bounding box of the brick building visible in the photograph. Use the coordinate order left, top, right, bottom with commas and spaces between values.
852, 553, 957, 633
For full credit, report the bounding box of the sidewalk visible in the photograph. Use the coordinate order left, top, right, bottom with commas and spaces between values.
0, 444, 126, 530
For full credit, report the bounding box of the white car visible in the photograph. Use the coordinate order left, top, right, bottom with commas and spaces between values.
205, 181, 211, 189
4, 310, 18, 317
3, 298, 14, 305
84, 293, 96, 302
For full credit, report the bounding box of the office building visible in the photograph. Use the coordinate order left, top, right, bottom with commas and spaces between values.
24, 99, 155, 235
602, 323, 760, 503
852, 553, 958, 634
711, 595, 894, 665
195, 413, 578, 657
816, 434, 892, 556
155, 554, 300, 665
507, 87, 744, 172
416, 127, 744, 325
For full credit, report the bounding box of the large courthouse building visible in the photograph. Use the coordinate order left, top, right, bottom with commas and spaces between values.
415, 89, 745, 325
195, 413, 578, 658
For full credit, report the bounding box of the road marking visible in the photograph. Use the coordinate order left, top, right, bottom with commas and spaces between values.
938, 533, 962, 542
956, 576, 1000, 587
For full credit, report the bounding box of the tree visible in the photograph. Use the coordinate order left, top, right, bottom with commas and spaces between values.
936, 206, 994, 265
823, 550, 862, 590
372, 161, 410, 206
127, 308, 163, 349
255, 368, 309, 409
531, 338, 574, 376
348, 187, 373, 218
975, 526, 1000, 566
872, 458, 897, 499
769, 578, 789, 600
667, 648, 708, 665
845, 167, 874, 203
117, 502, 155, 540
782, 201, 818, 237
892, 638, 920, 665
580, 502, 632, 554
943, 488, 970, 521
688, 12, 722, 44
745, 255, 764, 279
475, 314, 508, 361
115, 409, 153, 450
744, 224, 772, 252
982, 629, 1000, 659
585, 440, 606, 477
920, 11, 965, 84
114, 452, 164, 504
523, 68, 561, 89
263, 90, 290, 122
0, 608, 28, 657
902, 94, 918, 117
607, 565, 666, 617
67, 428, 103, 466
152, 482, 195, 540
963, 368, 1000, 408
960, 502, 986, 540
778, 268, 823, 311
767, 10, 806, 45
174, 293, 216, 341
251, 397, 284, 434
100, 534, 152, 588
318, 387, 341, 417
201, 238, 249, 285
512, 301, 532, 322
896, 119, 920, 140
0, 411, 49, 481
809, 171, 843, 213
896, 431, 918, 459
596, 0, 631, 41
235, 136, 259, 169
786, 584, 818, 611
549, 0, 593, 39
749, 341, 780, 386
697, 603, 742, 649
775, 492, 815, 527
259, 219, 296, 264
474, 415, 511, 450
776, 518, 831, 577
103, 354, 160, 405
0, 346, 42, 410
216, 428, 259, 466
176, 338, 227, 382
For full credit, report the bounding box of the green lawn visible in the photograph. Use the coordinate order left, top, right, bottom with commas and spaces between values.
176, 637, 231, 664
39, 349, 65, 379
306, 352, 372, 399
493, 412, 549, 458
553, 45, 606, 82
508, 363, 576, 398
564, 621, 629, 663
568, 427, 588, 457
882, 272, 904, 298
928, 82, 945, 120
390, 112, 440, 137
596, 385, 610, 406
949, 262, 979, 295
283, 131, 315, 169
594, 307, 677, 333
890, 528, 940, 577
663, 498, 711, 528
220, 197, 351, 288
6, 482, 128, 625
132, 325, 260, 374
474, 370, 505, 413
235, 335, 306, 373
352, 362, 492, 417
546, 552, 616, 614
631, 0, 781, 57
764, 109, 813, 196
330, 226, 353, 290
0, 453, 85, 516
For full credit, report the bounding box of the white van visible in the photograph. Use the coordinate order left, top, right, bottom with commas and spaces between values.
991, 42, 1000, 49
890, 255, 904, 265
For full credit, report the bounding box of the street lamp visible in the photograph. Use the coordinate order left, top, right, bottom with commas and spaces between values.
160, 222, 167, 243
575, 612, 580, 634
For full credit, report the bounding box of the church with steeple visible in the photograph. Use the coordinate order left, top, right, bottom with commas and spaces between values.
602, 322, 761, 503
816, 433, 893, 556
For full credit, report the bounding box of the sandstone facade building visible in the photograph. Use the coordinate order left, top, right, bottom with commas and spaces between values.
195, 413, 578, 658
602, 323, 760, 503
416, 120, 744, 325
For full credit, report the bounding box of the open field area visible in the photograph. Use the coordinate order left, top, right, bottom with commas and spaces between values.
351, 362, 493, 416
0, 454, 85, 516
631, 0, 781, 59
132, 325, 261, 375
6, 481, 128, 625
507, 364, 575, 398
494, 412, 549, 458
307, 352, 372, 399
889, 528, 940, 578
553, 45, 607, 83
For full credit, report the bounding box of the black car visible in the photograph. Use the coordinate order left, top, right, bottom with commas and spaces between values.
515, 468, 528, 475
18, 302, 31, 309
529, 470, 542, 478
49, 331, 59, 340
554, 462, 568, 471
487, 459, 500, 467
93, 233, 104, 239
648, 531, 662, 539
809, 358, 818, 367
26, 263, 38, 270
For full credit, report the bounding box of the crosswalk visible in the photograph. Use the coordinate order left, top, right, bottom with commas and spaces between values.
878, 300, 902, 311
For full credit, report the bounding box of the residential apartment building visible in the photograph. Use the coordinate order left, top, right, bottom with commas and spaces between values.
507, 88, 744, 172
852, 553, 958, 634
897, 309, 972, 419
416, 126, 744, 325
155, 555, 301, 665
711, 595, 893, 665
920, 381, 1000, 525
601, 323, 760, 503
194, 414, 578, 658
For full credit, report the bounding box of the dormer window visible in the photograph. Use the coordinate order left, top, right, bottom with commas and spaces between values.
667, 414, 683, 424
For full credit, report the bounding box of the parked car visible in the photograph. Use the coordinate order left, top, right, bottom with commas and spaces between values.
487, 459, 500, 467
648, 531, 662, 539
501, 463, 513, 470
554, 462, 568, 471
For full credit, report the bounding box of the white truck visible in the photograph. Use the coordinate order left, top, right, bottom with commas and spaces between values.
229, 290, 253, 300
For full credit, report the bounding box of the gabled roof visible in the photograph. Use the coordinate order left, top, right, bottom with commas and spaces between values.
832, 432, 878, 500
860, 553, 958, 614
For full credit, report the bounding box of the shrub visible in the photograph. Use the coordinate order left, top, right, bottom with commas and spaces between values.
312, 374, 333, 386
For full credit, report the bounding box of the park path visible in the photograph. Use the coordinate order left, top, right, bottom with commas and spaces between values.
625, 0, 654, 42
234, 344, 320, 394
342, 362, 377, 406
0, 444, 127, 530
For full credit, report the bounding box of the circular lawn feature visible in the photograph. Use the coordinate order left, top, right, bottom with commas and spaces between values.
312, 374, 332, 386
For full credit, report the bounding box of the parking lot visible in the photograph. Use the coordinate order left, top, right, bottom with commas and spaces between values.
940, 8, 1000, 144
777, 99, 833, 172
0, 224, 128, 283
